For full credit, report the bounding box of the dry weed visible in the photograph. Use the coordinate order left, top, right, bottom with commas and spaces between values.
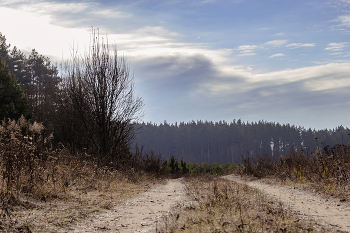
239, 145, 350, 201
160, 175, 335, 232
0, 117, 159, 232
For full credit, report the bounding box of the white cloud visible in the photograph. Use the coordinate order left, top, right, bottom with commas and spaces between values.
0, 4, 233, 71
8, 1, 92, 15
92, 9, 131, 19
236, 40, 286, 56
0, 6, 91, 61
208, 62, 350, 95
337, 15, 350, 27
0, 1, 132, 29
237, 45, 259, 53
264, 40, 287, 47
238, 53, 256, 56
134, 26, 180, 37
268, 53, 284, 58
286, 43, 315, 49
325, 42, 349, 51
236, 45, 259, 56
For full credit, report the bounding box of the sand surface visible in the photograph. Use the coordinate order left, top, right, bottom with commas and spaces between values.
224, 175, 350, 232
68, 175, 350, 232
70, 178, 185, 232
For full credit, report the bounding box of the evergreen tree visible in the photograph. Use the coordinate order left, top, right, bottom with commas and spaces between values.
180, 157, 189, 173
134, 119, 348, 164
169, 155, 180, 173
0, 58, 29, 120
0, 33, 61, 125
0, 33, 10, 62
25, 49, 61, 125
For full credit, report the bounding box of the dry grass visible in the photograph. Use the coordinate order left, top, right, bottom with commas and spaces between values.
0, 117, 160, 232
239, 144, 350, 201
4, 171, 153, 232
159, 175, 335, 233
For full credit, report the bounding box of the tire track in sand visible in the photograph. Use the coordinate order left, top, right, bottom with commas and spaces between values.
224, 175, 350, 232
70, 178, 185, 233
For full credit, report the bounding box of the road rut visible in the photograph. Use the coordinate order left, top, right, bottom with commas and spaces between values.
224, 175, 350, 232
71, 178, 185, 233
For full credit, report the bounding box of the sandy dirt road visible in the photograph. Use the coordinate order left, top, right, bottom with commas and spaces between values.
69, 175, 350, 232
70, 178, 185, 233
224, 175, 350, 232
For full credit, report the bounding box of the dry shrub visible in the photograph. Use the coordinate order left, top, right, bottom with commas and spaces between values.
0, 117, 52, 206
239, 144, 350, 197
0, 117, 158, 232
132, 145, 167, 177
161, 175, 333, 232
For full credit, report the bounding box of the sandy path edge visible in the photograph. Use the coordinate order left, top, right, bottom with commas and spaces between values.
223, 175, 350, 232
70, 178, 185, 233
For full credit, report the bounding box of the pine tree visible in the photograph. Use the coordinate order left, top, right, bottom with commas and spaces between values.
0, 58, 29, 120
0, 32, 10, 62
180, 157, 189, 173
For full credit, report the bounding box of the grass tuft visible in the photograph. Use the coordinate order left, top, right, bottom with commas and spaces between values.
160, 175, 335, 232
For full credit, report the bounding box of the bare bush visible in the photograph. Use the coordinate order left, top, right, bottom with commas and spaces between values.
57, 29, 144, 165
132, 145, 166, 177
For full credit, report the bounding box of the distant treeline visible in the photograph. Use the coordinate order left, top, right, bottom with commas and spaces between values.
133, 120, 350, 163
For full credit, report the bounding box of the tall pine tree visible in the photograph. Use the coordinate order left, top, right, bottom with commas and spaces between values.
0, 58, 29, 120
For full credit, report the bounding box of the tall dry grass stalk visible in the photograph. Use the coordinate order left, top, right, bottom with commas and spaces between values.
0, 116, 51, 208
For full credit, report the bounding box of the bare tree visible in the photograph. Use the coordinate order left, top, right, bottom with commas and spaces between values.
58, 30, 144, 164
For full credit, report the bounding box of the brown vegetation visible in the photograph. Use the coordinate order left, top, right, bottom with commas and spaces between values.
0, 117, 163, 232
239, 142, 350, 200
160, 175, 334, 232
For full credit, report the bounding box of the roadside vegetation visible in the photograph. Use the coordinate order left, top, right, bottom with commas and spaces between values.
159, 175, 335, 232
0, 117, 166, 232
158, 141, 350, 232
239, 141, 350, 201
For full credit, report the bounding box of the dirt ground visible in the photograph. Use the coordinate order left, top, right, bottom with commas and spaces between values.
70, 178, 185, 233
224, 175, 350, 232
65, 175, 350, 232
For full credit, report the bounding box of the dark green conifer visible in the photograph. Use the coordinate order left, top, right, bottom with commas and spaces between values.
0, 58, 29, 121
180, 157, 189, 173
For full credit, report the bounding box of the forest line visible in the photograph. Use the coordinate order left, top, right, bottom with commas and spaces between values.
133, 120, 350, 163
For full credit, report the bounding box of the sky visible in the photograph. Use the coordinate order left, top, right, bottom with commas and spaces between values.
1, 0, 350, 130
